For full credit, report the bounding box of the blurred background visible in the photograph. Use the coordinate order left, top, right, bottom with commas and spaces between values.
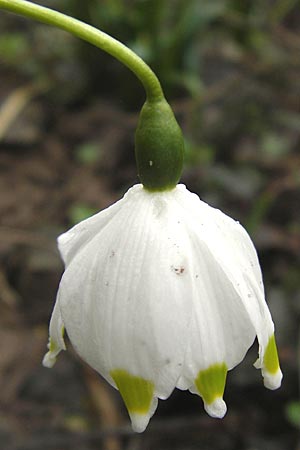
0, 0, 300, 449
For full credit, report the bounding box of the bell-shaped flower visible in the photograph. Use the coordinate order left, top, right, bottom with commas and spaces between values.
43, 184, 282, 432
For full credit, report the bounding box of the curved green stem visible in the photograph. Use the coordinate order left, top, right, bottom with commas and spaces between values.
0, 0, 185, 191
0, 0, 164, 102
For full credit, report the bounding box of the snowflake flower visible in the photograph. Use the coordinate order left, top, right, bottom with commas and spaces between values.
43, 184, 282, 432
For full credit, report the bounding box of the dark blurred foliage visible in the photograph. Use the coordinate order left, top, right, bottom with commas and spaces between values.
0, 1, 300, 449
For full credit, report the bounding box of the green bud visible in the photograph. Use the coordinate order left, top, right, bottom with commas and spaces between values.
135, 98, 184, 191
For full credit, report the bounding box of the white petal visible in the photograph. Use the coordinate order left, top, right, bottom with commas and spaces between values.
174, 186, 282, 389
174, 227, 255, 415
57, 191, 128, 265
58, 185, 194, 402
43, 294, 66, 368
169, 188, 252, 363
181, 233, 256, 371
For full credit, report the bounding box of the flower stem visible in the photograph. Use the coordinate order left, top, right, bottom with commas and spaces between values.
0, 0, 185, 191
0, 0, 164, 102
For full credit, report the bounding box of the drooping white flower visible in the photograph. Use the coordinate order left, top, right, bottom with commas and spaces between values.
43, 184, 282, 432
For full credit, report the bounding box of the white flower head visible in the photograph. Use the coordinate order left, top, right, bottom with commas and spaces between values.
43, 184, 282, 432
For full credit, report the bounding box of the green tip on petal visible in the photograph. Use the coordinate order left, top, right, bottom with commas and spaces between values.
42, 337, 59, 368
194, 363, 228, 418
110, 369, 155, 432
42, 326, 65, 368
262, 334, 283, 390
264, 334, 280, 374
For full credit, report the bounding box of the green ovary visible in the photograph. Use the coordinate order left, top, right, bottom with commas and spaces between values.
195, 363, 228, 404
110, 369, 154, 414
263, 334, 280, 374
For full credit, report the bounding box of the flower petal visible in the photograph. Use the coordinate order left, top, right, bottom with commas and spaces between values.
174, 231, 256, 415
255, 333, 282, 390
174, 186, 282, 390
58, 194, 124, 265
58, 186, 194, 415
194, 363, 227, 418
42, 294, 66, 368
110, 369, 157, 432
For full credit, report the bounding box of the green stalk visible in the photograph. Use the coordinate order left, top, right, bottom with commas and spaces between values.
0, 0, 184, 191
0, 0, 163, 102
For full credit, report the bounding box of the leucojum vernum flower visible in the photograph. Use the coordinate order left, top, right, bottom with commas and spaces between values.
0, 0, 282, 434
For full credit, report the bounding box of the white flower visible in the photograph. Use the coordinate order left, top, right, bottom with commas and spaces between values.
43, 184, 282, 432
